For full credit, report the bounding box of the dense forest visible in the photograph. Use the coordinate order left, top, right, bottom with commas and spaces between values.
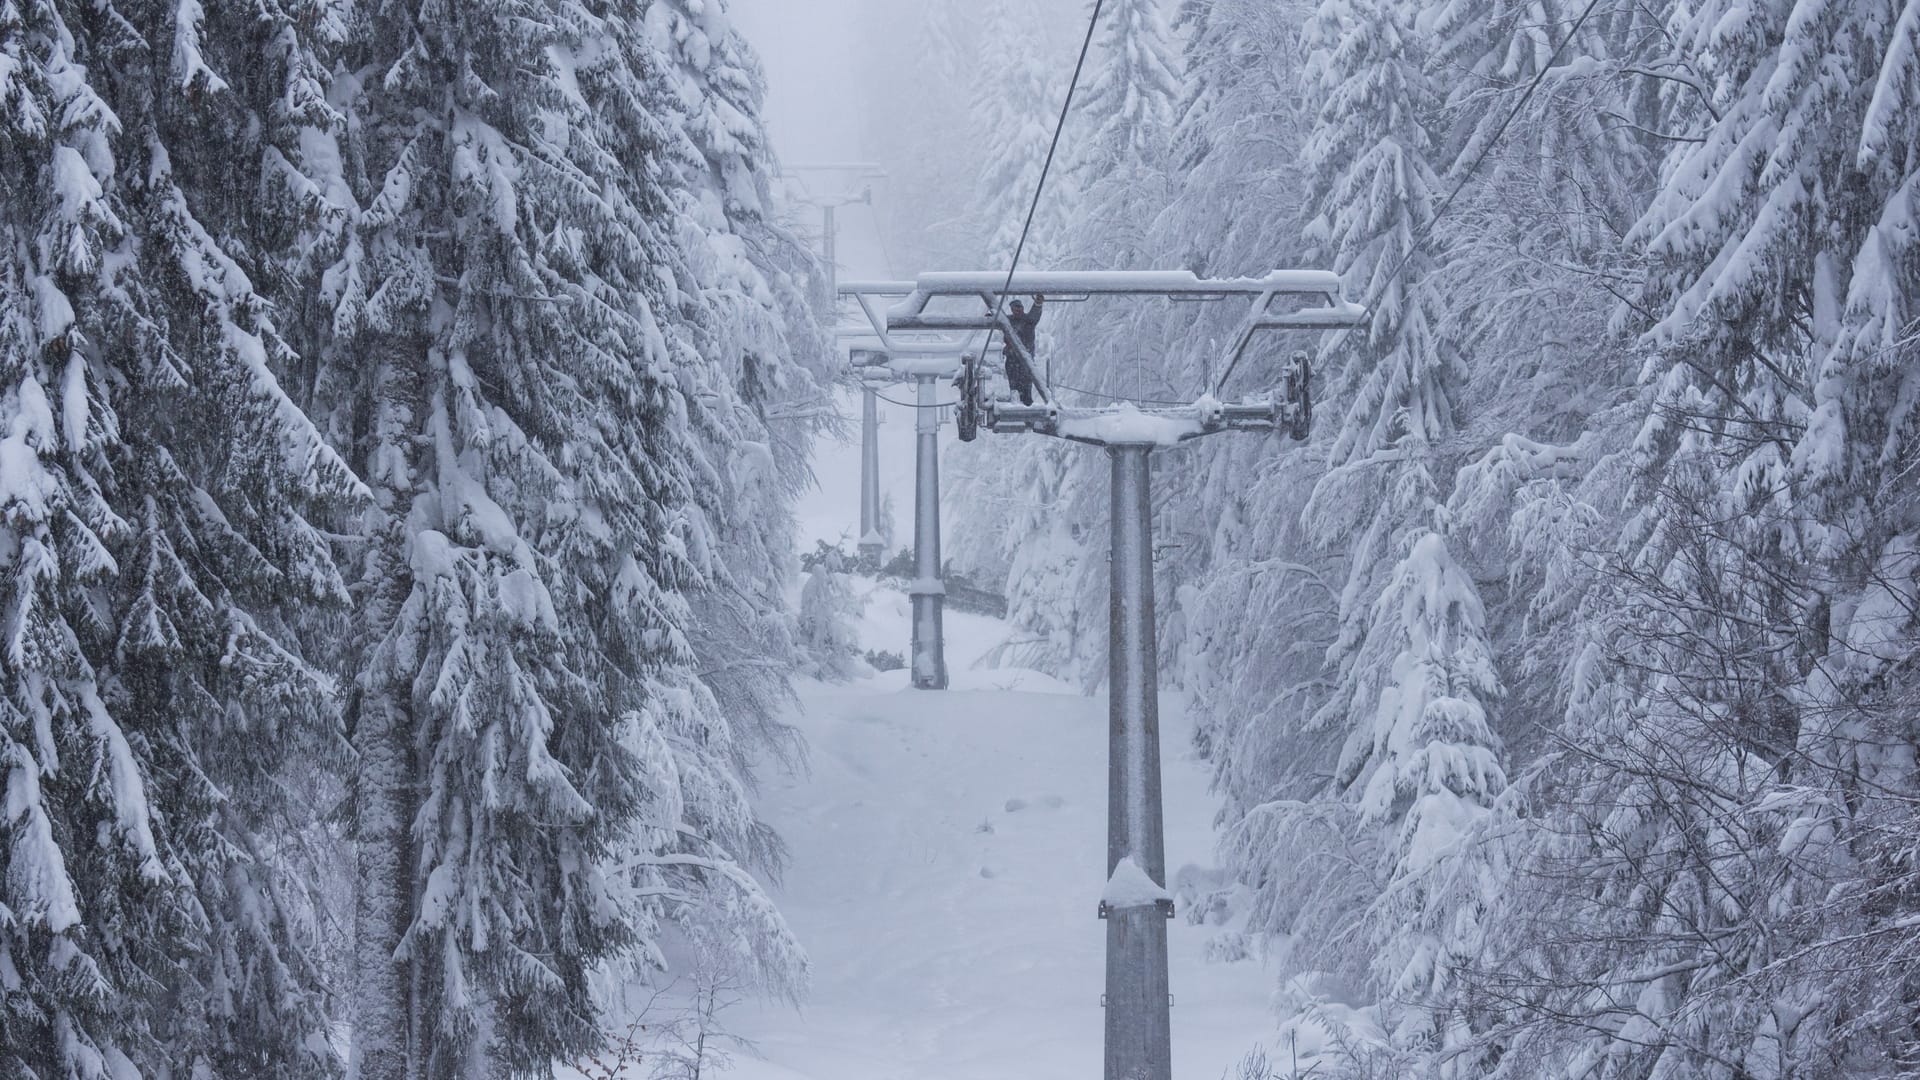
2, 2, 828, 1076
872, 0, 1920, 1075
7, 0, 1920, 1077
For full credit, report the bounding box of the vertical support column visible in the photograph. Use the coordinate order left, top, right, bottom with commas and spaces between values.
821, 203, 839, 309
909, 375, 948, 690
858, 386, 883, 567
1105, 444, 1170, 1080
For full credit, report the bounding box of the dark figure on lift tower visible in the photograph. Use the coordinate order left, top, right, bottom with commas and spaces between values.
1000, 294, 1045, 405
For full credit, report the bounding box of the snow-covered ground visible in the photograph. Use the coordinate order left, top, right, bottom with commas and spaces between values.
714, 583, 1280, 1080
584, 388, 1289, 1077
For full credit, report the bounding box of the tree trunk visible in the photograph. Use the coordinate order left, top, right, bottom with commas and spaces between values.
353, 693, 416, 1080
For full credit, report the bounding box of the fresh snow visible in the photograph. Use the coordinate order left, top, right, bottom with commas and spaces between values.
902, 268, 1345, 295
1103, 856, 1173, 910
1055, 404, 1208, 446
598, 579, 1280, 1079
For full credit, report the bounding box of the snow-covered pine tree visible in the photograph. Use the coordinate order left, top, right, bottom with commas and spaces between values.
1061, 0, 1180, 275
1068, 0, 1181, 202
973, 0, 1060, 267
796, 542, 866, 683
1304, 0, 1456, 467
1341, 532, 1504, 1007
1450, 3, 1920, 1074
985, 443, 1098, 678
643, 0, 832, 816
314, 2, 800, 1074
2, 1, 359, 1075
1226, 0, 1511, 1054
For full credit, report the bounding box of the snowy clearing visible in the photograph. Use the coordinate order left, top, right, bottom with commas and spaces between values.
709, 583, 1279, 1079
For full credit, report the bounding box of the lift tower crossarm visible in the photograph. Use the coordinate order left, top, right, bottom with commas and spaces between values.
986, 399, 1299, 446
882, 270, 1361, 394
840, 282, 974, 358
886, 271, 1355, 330
838, 279, 919, 293
892, 268, 1343, 299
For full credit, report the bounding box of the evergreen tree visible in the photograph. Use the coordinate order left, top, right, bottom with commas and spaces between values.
988, 444, 1098, 678
1304, 0, 1456, 465
1454, 3, 1920, 1074
315, 2, 801, 1074
1069, 0, 1181, 195
973, 0, 1061, 266
796, 542, 866, 682
644, 0, 832, 783
1061, 0, 1180, 269
1208, 0, 1514, 1060
2, 1, 358, 1075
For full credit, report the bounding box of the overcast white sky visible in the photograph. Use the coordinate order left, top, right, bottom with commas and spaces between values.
732, 0, 870, 165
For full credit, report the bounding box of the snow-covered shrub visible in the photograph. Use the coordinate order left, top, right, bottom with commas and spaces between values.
865, 648, 907, 673
798, 542, 868, 682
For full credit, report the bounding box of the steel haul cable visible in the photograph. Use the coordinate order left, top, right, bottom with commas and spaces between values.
979, 0, 1108, 402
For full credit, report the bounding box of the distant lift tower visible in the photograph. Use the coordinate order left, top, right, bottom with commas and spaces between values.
783, 162, 887, 309
828, 326, 889, 565
840, 282, 974, 690
790, 165, 892, 563
888, 269, 1365, 1080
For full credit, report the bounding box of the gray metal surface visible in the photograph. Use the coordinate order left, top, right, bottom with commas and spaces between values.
909, 375, 948, 690
1105, 445, 1170, 1080
985, 398, 1302, 445
858, 387, 882, 564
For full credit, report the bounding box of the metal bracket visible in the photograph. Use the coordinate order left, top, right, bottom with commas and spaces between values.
1097, 899, 1177, 920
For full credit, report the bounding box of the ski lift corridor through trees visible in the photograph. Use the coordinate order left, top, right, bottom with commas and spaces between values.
830, 4, 1370, 1080
814, 0, 1623, 1072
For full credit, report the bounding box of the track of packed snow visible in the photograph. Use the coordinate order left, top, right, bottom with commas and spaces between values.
710, 582, 1280, 1079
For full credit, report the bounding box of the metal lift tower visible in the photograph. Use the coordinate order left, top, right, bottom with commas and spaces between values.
840, 282, 976, 690
887, 269, 1365, 1080
790, 163, 889, 565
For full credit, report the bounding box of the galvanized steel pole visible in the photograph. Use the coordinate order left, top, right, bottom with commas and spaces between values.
858, 387, 883, 567
909, 375, 948, 689
1105, 444, 1170, 1080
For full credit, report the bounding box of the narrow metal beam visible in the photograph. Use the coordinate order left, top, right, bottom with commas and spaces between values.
909, 375, 948, 690
858, 387, 882, 566
822, 204, 838, 312
1105, 445, 1170, 1080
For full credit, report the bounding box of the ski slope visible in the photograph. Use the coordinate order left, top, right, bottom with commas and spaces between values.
719, 584, 1279, 1079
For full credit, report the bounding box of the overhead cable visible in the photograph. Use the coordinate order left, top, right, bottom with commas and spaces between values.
984, 0, 1109, 397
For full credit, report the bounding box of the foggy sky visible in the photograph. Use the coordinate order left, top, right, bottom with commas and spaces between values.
731, 0, 869, 165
